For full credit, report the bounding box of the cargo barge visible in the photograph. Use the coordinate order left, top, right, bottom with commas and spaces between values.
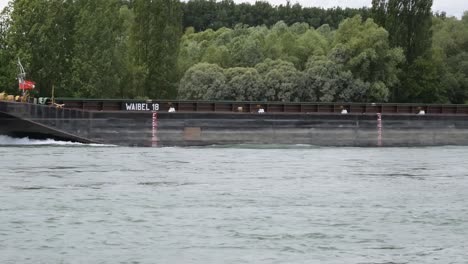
1, 99, 468, 147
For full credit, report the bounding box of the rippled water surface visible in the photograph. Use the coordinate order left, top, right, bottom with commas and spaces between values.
1, 138, 468, 264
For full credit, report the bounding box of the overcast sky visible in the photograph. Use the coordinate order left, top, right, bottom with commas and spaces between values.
0, 0, 466, 18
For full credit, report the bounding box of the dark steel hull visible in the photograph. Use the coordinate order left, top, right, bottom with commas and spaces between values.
2, 100, 468, 147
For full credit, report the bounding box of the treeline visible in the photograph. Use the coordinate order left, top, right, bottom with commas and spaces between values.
0, 0, 468, 103
181, 0, 370, 31
371, 0, 465, 103
178, 18, 402, 102
0, 0, 182, 99
178, 0, 468, 103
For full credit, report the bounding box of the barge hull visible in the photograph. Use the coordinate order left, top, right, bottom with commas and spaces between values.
2, 101, 468, 147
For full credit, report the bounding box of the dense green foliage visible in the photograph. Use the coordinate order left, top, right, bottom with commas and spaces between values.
70, 0, 124, 98
0, 0, 467, 103
0, 0, 182, 98
0, 6, 14, 90
178, 17, 404, 102
132, 0, 183, 99
432, 15, 468, 103
372, 0, 436, 102
181, 0, 370, 31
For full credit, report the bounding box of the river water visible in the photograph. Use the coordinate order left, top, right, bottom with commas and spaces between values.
0, 136, 467, 264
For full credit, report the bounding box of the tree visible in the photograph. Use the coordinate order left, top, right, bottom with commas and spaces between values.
132, 0, 183, 99
332, 16, 404, 101
386, 0, 433, 64
228, 34, 264, 67
255, 59, 304, 102
224, 67, 263, 101
181, 0, 370, 32
402, 50, 446, 103
178, 63, 226, 100
371, 0, 434, 101
8, 0, 75, 97
70, 0, 124, 98
0, 4, 15, 93
176, 19, 404, 102
182, 0, 218, 31
290, 24, 329, 70
432, 15, 468, 103
117, 4, 147, 98
371, 0, 387, 26
304, 57, 372, 102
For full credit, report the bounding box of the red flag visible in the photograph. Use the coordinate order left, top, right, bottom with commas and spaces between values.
19, 80, 35, 90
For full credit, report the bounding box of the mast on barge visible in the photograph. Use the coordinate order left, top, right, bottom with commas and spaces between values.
17, 58, 35, 102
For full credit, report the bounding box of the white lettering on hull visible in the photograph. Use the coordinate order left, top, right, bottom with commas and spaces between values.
124, 103, 159, 111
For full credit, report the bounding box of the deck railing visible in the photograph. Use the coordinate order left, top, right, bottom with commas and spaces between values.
53, 98, 468, 115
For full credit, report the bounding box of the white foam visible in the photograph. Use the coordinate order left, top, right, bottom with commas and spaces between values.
0, 135, 114, 147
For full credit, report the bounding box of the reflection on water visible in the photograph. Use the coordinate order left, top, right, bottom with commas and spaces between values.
1, 144, 468, 263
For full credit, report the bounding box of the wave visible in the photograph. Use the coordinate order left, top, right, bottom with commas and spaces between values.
0, 135, 114, 147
